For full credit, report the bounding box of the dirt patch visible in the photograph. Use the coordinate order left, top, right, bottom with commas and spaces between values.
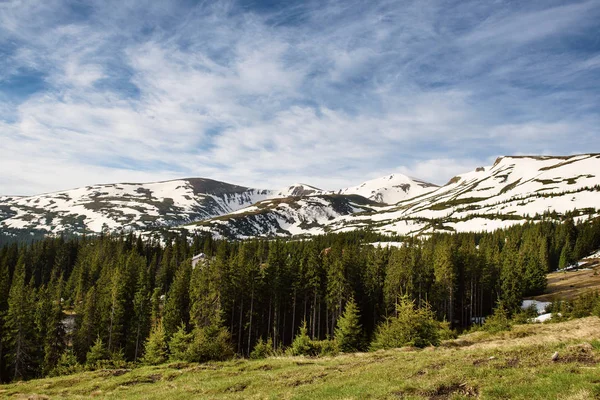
168, 362, 192, 369
393, 383, 478, 399
556, 343, 598, 365
287, 372, 328, 387
122, 374, 162, 386
95, 368, 131, 377
427, 383, 479, 399
225, 382, 248, 392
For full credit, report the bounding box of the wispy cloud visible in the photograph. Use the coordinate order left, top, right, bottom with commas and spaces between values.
0, 0, 599, 194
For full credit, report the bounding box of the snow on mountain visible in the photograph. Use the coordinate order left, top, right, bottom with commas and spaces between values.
335, 174, 438, 204
188, 154, 600, 239
277, 183, 324, 197
328, 154, 600, 236
0, 178, 279, 234
186, 194, 379, 239
3, 154, 599, 239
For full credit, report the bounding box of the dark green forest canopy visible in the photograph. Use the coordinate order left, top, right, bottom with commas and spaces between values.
1, 216, 600, 382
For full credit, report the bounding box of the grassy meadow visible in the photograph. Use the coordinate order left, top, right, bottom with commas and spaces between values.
2, 317, 600, 399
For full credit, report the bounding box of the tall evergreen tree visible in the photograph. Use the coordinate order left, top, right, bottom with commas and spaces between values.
3, 256, 37, 380
334, 297, 363, 352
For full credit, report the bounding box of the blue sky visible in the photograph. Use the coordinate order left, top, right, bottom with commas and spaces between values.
1, 0, 599, 195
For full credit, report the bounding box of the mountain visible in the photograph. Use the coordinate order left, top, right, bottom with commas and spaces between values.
2, 154, 599, 239
0, 178, 279, 234
187, 194, 379, 239
185, 154, 600, 238
335, 173, 438, 204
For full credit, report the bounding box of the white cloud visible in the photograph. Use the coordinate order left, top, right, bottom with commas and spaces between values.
0, 0, 599, 195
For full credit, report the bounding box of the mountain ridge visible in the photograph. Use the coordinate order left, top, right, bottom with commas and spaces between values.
2, 154, 599, 239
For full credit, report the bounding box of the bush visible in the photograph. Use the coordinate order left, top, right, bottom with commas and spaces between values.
50, 350, 82, 377
482, 303, 511, 333
311, 338, 339, 357
370, 297, 440, 350
512, 304, 539, 324
571, 291, 600, 318
437, 320, 457, 340
86, 337, 110, 369
289, 320, 313, 356
185, 323, 234, 363
250, 337, 275, 359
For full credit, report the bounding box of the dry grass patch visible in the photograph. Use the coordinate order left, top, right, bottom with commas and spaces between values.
530, 260, 600, 302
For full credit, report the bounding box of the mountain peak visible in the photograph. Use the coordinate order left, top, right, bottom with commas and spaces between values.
278, 183, 323, 197
336, 173, 438, 204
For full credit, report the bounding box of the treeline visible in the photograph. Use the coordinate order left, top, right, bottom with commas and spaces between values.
1, 217, 600, 382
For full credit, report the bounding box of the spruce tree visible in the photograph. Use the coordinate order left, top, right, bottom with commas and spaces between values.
142, 320, 168, 365
163, 260, 191, 339
86, 336, 109, 368
334, 297, 363, 352
4, 256, 37, 380
42, 276, 66, 375
74, 286, 99, 361
168, 324, 193, 361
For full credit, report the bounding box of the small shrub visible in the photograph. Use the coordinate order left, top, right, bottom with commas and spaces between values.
311, 339, 339, 356
250, 337, 275, 359
483, 304, 511, 333
86, 337, 110, 369
437, 320, 458, 340
50, 350, 82, 377
289, 320, 314, 356
370, 297, 440, 350
512, 305, 539, 324
185, 323, 234, 363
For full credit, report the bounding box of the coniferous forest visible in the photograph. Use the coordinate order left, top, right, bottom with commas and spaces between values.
1, 216, 600, 383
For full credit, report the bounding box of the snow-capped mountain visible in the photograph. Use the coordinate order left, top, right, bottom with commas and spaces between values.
2, 154, 599, 239
185, 154, 600, 238
188, 194, 378, 239
277, 183, 324, 197
335, 174, 438, 204
0, 178, 279, 234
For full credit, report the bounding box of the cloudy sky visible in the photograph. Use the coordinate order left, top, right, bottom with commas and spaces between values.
1, 0, 599, 195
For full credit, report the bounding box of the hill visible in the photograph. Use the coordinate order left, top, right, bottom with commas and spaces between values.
2, 317, 600, 399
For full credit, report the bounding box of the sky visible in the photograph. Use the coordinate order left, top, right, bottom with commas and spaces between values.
1, 0, 599, 195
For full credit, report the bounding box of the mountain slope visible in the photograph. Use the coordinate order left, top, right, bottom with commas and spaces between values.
335, 173, 438, 204
190, 154, 600, 238
2, 154, 599, 239
0, 178, 278, 234
330, 154, 600, 235
187, 194, 379, 239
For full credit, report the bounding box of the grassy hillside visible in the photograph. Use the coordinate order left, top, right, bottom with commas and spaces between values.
529, 256, 600, 302
3, 318, 600, 399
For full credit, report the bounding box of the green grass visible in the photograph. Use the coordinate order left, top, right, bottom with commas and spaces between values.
3, 318, 600, 399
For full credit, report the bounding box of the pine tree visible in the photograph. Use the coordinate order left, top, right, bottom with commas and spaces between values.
42, 276, 66, 375
86, 336, 109, 368
334, 297, 363, 352
141, 321, 168, 365
3, 256, 37, 380
74, 286, 99, 361
163, 260, 191, 339
131, 264, 151, 361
